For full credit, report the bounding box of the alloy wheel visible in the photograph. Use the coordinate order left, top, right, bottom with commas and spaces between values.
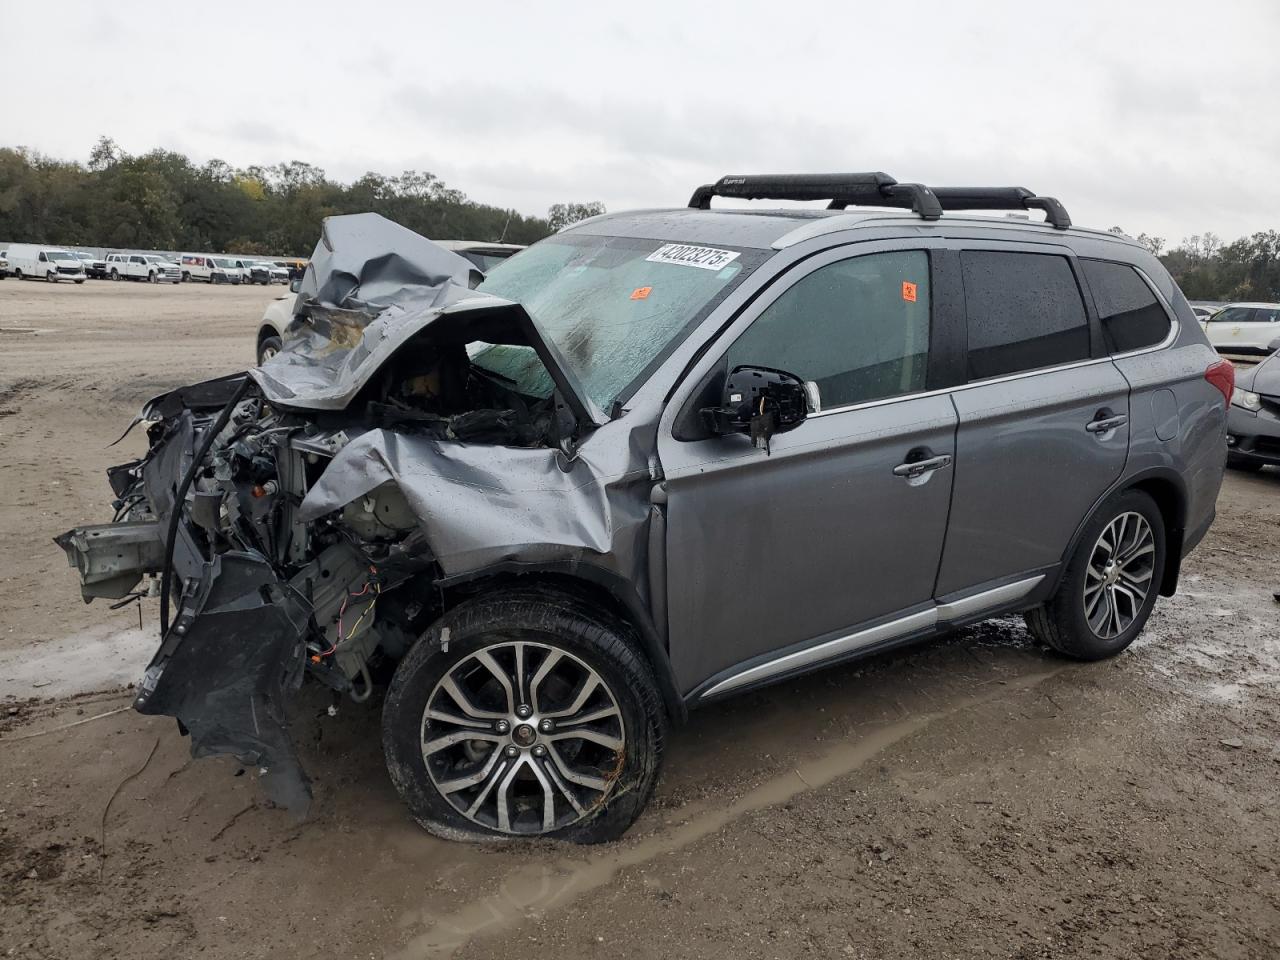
1083, 511, 1155, 639
422, 640, 625, 836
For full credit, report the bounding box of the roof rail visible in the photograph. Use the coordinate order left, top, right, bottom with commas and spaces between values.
688, 173, 1071, 229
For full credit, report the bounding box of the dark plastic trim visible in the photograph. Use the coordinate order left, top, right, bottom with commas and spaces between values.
689, 173, 1071, 229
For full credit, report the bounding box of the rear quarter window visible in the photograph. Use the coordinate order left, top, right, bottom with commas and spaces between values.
1081, 259, 1172, 353
961, 251, 1090, 380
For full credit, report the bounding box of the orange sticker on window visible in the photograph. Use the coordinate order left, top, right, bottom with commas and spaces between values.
902, 281, 917, 303
630, 286, 652, 300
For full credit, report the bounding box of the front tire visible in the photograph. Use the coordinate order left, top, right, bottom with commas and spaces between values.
1026, 489, 1165, 660
256, 335, 283, 365
110, 268, 119, 281
383, 591, 665, 844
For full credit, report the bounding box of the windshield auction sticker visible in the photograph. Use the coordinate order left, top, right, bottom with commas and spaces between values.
645, 243, 741, 271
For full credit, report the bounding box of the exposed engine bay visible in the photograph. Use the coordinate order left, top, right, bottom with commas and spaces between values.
54, 214, 620, 811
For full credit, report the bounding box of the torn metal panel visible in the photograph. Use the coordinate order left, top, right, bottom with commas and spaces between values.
296, 419, 655, 581
249, 212, 602, 427
54, 521, 163, 601
135, 549, 312, 812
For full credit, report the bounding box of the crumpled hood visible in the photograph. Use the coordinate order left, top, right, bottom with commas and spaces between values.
247, 212, 598, 424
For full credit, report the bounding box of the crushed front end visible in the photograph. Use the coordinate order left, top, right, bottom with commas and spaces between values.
55, 213, 607, 812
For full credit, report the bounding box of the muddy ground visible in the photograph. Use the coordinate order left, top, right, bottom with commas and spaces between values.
1, 280, 1278, 959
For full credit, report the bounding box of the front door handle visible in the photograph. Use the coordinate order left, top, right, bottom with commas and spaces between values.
892, 453, 953, 480
1086, 414, 1128, 434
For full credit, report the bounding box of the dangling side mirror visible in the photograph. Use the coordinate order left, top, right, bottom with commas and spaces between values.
700, 365, 810, 453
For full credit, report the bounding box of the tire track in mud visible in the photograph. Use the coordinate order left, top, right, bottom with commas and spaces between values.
392, 665, 1065, 959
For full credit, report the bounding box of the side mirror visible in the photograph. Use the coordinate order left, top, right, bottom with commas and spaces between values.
289, 278, 302, 293
701, 365, 810, 453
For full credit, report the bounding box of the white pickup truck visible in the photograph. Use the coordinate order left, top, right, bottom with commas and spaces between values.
105, 253, 181, 283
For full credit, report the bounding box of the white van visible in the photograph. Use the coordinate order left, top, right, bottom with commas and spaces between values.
179, 254, 243, 284
5, 243, 87, 283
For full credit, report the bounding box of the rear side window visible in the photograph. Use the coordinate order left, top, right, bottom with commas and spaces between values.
961, 251, 1090, 380
1082, 259, 1171, 353
1254, 307, 1280, 324
725, 250, 930, 410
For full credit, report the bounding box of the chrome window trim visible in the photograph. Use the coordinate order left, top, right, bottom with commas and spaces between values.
808, 301, 1178, 422
699, 575, 1045, 700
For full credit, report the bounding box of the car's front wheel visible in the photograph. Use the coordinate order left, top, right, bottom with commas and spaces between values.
256, 335, 282, 365
383, 591, 665, 843
1026, 489, 1165, 660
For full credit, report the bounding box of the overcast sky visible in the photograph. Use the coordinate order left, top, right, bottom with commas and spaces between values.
2, 0, 1277, 243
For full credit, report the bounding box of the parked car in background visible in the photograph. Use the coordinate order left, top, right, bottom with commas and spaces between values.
5, 244, 87, 282
0, 251, 7, 279
106, 253, 181, 283
1191, 305, 1215, 323
252, 241, 524, 365
234, 258, 273, 285
180, 254, 242, 284
1203, 302, 1280, 354
1226, 339, 1280, 471
70, 251, 108, 279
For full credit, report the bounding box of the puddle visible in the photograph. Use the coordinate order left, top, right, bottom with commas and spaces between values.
0, 623, 155, 699
391, 667, 1060, 958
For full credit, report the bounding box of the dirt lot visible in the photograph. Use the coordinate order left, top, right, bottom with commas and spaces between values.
2, 280, 1279, 959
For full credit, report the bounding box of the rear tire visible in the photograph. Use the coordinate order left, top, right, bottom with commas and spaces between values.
1025, 489, 1166, 661
382, 590, 665, 844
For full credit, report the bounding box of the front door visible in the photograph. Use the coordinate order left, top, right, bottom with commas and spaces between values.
656, 247, 957, 696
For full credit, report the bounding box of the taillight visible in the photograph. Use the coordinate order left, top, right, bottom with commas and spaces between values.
1204, 358, 1235, 405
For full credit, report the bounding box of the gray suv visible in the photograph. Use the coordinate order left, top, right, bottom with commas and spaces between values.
56, 174, 1230, 843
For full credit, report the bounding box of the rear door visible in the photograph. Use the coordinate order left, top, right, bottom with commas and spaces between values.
1240, 306, 1280, 350
1205, 306, 1257, 351
935, 245, 1131, 598
657, 244, 959, 695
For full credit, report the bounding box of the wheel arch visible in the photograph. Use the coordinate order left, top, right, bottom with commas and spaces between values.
432, 563, 686, 724
256, 323, 281, 348
1058, 467, 1188, 599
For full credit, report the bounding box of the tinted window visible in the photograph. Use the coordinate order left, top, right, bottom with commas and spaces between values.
726, 251, 930, 410
961, 251, 1089, 379
1253, 307, 1280, 324
1082, 259, 1171, 353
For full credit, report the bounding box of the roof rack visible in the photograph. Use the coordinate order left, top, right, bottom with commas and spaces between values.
687, 173, 1071, 229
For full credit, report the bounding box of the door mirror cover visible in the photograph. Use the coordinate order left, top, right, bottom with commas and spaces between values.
701, 365, 809, 451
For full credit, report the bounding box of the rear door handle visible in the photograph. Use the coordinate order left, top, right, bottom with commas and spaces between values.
1086, 414, 1128, 434
892, 453, 953, 479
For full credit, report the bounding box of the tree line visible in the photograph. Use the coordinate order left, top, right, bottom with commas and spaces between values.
0, 137, 606, 256
1108, 226, 1278, 302
0, 138, 1274, 300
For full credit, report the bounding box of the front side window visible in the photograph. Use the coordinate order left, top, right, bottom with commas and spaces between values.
1209, 307, 1251, 324
1082, 259, 1171, 353
961, 251, 1089, 380
724, 251, 931, 410
473, 235, 761, 409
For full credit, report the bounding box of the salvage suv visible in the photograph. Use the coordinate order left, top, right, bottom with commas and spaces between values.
56, 174, 1229, 844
